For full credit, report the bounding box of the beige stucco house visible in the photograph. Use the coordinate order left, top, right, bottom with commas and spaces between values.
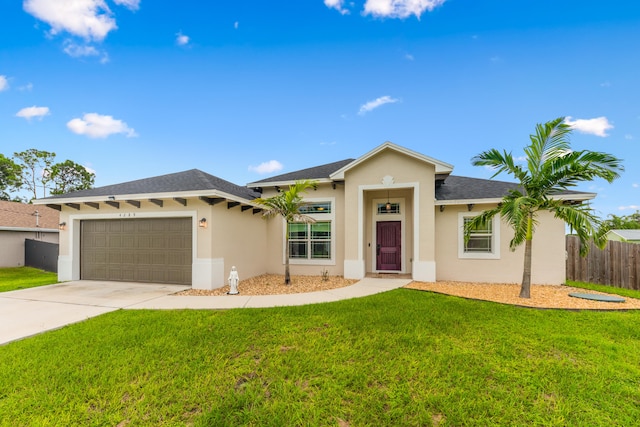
34, 142, 595, 289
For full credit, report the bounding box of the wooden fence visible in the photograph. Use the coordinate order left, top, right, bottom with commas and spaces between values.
566, 235, 640, 290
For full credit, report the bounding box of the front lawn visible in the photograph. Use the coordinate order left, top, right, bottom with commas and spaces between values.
0, 266, 57, 292
1, 289, 640, 426
567, 280, 640, 300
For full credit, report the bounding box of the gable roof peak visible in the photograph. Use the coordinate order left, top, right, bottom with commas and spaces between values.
330, 141, 454, 180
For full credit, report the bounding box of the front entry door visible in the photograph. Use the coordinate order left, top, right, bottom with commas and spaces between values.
376, 221, 401, 271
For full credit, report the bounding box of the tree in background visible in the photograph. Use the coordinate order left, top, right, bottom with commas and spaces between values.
0, 154, 23, 201
254, 180, 317, 285
465, 117, 623, 298
49, 160, 95, 195
603, 211, 640, 230
13, 149, 56, 201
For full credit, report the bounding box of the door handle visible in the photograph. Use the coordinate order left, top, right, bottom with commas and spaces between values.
376, 244, 380, 256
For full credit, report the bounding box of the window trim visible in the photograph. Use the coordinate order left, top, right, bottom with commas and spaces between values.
284, 197, 336, 266
458, 212, 501, 259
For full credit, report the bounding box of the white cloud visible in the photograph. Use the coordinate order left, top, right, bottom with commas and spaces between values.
0, 75, 8, 91
63, 40, 109, 62
248, 160, 283, 174
358, 95, 399, 115
363, 0, 447, 19
113, 0, 140, 10
16, 106, 50, 120
632, 183, 638, 188
619, 205, 640, 211
600, 81, 611, 87
67, 113, 137, 138
625, 134, 633, 140
564, 116, 613, 137
18, 82, 34, 91
234, 21, 239, 29
404, 53, 414, 61
23, 0, 118, 41
176, 31, 190, 46
325, 0, 350, 14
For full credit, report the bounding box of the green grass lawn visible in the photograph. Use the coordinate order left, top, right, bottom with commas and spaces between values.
1, 289, 640, 426
0, 266, 57, 292
567, 280, 640, 300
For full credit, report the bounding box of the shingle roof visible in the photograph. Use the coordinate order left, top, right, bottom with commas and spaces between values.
249, 159, 356, 185
42, 169, 260, 201
436, 175, 592, 201
0, 200, 59, 229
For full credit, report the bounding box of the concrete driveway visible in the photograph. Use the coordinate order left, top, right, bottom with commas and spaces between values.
0, 281, 189, 345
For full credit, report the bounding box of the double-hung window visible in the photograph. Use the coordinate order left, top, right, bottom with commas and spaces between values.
458, 212, 500, 259
287, 200, 335, 264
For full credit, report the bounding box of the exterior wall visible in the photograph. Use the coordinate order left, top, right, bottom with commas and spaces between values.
0, 229, 58, 267
435, 205, 567, 285
342, 148, 436, 280
262, 183, 346, 277
210, 202, 268, 285
56, 198, 268, 289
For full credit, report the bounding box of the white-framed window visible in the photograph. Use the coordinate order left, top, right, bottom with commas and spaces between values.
458, 212, 500, 259
287, 199, 335, 265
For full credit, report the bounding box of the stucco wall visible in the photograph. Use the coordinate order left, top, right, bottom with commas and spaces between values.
262, 183, 346, 277
210, 201, 268, 282
435, 205, 567, 285
0, 230, 59, 267
343, 148, 436, 280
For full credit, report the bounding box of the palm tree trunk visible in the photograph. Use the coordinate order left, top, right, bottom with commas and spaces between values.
520, 214, 533, 298
284, 234, 291, 285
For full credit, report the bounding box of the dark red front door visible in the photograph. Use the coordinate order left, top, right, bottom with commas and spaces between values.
376, 221, 401, 271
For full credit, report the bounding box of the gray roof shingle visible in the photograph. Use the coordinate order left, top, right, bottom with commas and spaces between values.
42, 169, 260, 201
250, 159, 355, 184
436, 175, 592, 201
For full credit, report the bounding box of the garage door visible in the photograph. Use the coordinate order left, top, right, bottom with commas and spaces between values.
81, 218, 192, 285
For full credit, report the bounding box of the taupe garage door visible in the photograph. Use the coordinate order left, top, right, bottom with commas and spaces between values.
81, 218, 192, 285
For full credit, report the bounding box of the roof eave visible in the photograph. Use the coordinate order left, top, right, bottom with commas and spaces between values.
435, 192, 597, 206
247, 178, 334, 189
33, 189, 258, 207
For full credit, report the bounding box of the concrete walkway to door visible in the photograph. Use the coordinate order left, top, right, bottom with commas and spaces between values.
0, 278, 410, 345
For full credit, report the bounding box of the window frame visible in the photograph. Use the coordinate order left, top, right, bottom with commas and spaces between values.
458, 212, 501, 259
285, 197, 336, 266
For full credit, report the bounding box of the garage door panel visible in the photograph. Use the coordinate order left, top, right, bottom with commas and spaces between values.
81, 218, 192, 285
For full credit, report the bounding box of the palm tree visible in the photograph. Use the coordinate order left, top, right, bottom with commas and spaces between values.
465, 117, 623, 298
254, 180, 318, 285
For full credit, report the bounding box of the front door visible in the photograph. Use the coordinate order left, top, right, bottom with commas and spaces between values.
376, 221, 401, 271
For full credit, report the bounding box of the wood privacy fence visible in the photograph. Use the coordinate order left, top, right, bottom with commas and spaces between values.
566, 235, 640, 290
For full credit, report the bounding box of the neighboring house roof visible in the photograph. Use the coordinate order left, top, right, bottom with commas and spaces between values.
607, 229, 640, 241
39, 169, 260, 203
0, 200, 59, 231
248, 159, 356, 186
330, 142, 454, 180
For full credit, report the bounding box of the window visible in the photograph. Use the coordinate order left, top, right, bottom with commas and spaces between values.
377, 202, 400, 214
463, 217, 492, 253
287, 200, 335, 264
458, 212, 500, 259
288, 221, 331, 259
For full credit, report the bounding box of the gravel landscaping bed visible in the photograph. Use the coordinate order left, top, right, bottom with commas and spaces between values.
176, 274, 358, 296
407, 281, 640, 310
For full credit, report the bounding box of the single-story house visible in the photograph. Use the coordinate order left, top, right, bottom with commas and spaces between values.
606, 229, 640, 243
34, 142, 595, 289
0, 200, 59, 267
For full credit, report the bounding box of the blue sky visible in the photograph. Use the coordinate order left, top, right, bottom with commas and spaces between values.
1, 0, 638, 218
